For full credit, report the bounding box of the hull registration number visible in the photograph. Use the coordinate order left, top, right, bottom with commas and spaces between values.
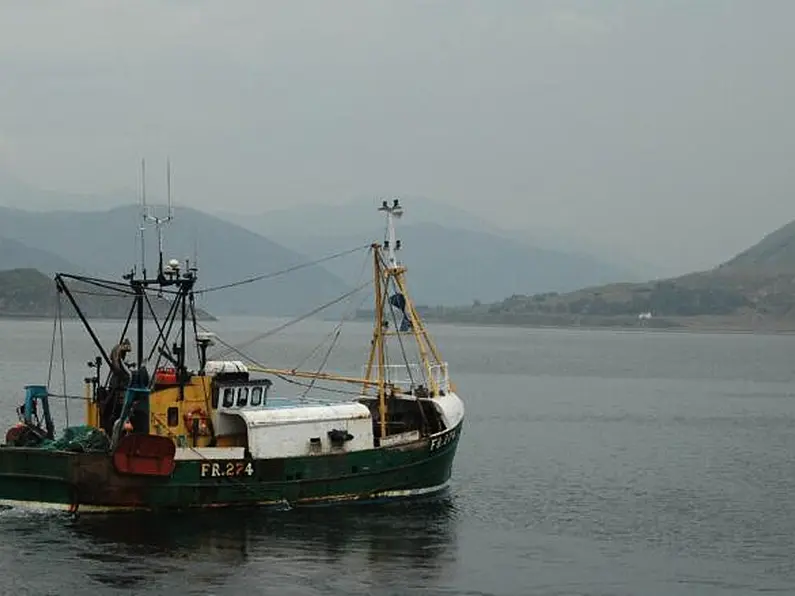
429, 429, 458, 452
200, 461, 254, 478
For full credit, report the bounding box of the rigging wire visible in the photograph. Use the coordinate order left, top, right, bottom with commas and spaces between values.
207, 280, 372, 361
46, 291, 71, 426
384, 268, 417, 388
55, 243, 369, 302
276, 373, 368, 398
144, 288, 180, 365
194, 244, 370, 295
57, 275, 139, 296
54, 244, 371, 321
57, 294, 69, 427
290, 248, 372, 370
69, 289, 133, 298
195, 322, 366, 398
377, 253, 431, 427
47, 290, 58, 389
47, 243, 376, 403
193, 277, 374, 399
298, 254, 374, 400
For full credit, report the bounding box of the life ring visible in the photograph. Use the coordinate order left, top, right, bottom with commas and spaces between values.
183, 408, 211, 436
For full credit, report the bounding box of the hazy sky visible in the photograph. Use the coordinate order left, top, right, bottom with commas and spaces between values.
0, 1, 793, 274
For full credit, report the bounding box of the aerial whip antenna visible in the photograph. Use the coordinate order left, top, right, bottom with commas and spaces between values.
167, 157, 174, 219
139, 158, 147, 278
144, 157, 175, 280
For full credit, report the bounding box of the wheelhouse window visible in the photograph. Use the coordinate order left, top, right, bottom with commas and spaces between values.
237, 387, 249, 407
251, 386, 263, 406
222, 387, 235, 408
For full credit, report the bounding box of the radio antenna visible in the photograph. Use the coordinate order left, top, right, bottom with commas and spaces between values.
167, 157, 174, 219
139, 158, 147, 278
144, 157, 175, 279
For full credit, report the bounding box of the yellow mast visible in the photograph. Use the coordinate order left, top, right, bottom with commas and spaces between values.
251, 199, 449, 434
374, 248, 387, 439
394, 273, 443, 363
363, 244, 379, 394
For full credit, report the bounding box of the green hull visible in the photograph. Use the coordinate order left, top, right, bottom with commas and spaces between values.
0, 423, 462, 513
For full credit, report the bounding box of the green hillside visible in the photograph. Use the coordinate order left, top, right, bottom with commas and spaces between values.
0, 268, 216, 321
406, 218, 795, 332
720, 219, 795, 270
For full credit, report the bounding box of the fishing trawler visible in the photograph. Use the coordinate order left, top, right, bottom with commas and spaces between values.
0, 190, 464, 513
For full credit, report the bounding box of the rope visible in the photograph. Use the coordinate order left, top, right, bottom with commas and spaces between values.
276, 374, 367, 398
194, 244, 370, 295
57, 294, 69, 427
47, 293, 58, 389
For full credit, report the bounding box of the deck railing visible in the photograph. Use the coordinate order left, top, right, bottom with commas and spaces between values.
363, 362, 450, 394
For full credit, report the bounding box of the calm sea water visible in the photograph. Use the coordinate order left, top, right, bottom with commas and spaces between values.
1, 316, 795, 595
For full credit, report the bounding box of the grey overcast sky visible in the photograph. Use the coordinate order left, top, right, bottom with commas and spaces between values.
0, 1, 793, 274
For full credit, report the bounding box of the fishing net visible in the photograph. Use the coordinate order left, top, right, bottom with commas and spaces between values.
38, 425, 110, 453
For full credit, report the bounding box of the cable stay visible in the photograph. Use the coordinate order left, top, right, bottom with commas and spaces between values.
193, 243, 370, 295
202, 278, 373, 362
192, 249, 375, 400
289, 246, 373, 373
296, 248, 374, 400
45, 289, 70, 429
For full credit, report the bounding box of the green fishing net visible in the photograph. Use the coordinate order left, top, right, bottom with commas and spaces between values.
38, 425, 110, 453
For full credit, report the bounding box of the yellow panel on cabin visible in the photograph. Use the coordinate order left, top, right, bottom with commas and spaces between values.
149, 376, 214, 440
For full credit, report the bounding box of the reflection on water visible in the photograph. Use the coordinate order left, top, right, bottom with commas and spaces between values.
1, 496, 460, 595
8, 320, 795, 594
71, 496, 459, 559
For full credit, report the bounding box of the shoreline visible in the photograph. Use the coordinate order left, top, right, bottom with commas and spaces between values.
420, 319, 795, 336
5, 311, 792, 337
355, 312, 795, 336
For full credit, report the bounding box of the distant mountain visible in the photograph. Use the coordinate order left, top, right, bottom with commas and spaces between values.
0, 205, 352, 317
213, 195, 501, 239
0, 237, 83, 275
496, 225, 668, 280
215, 197, 638, 306
0, 165, 133, 212
0, 268, 215, 320
413, 218, 795, 332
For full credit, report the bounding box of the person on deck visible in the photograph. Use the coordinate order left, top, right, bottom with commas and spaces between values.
99, 338, 132, 436
109, 338, 132, 393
